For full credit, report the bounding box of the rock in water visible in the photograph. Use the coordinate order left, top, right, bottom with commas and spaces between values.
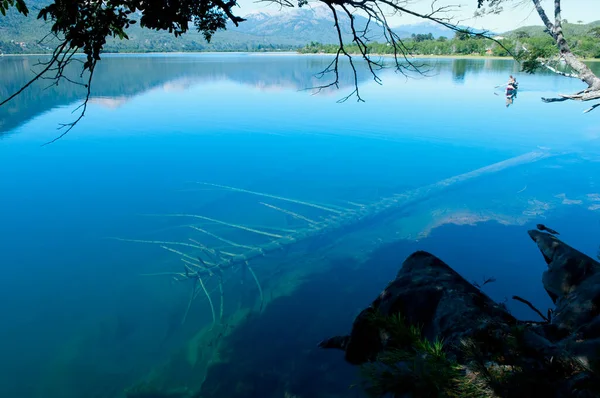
319, 229, 600, 397
318, 250, 515, 364
528, 229, 600, 360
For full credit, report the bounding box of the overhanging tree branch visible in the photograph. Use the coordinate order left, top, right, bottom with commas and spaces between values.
520, 44, 579, 79
478, 0, 600, 112
514, 0, 600, 110
265, 0, 509, 103
0, 41, 69, 108
2, 0, 598, 141
0, 0, 243, 143
43, 64, 95, 146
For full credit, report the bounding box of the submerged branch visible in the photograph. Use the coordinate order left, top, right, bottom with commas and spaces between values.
189, 226, 255, 250
512, 295, 549, 322
246, 263, 264, 312
158, 214, 284, 238
182, 279, 199, 325
198, 276, 217, 327
260, 202, 321, 225
110, 237, 206, 250
125, 150, 554, 326
218, 275, 225, 322
196, 182, 343, 214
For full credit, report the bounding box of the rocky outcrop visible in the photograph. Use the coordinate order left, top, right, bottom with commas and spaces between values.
528, 230, 600, 368
319, 229, 600, 397
319, 250, 517, 365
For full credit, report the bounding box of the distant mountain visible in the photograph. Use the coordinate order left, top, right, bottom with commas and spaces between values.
230, 6, 372, 44
0, 3, 492, 54
391, 21, 454, 39
0, 4, 375, 54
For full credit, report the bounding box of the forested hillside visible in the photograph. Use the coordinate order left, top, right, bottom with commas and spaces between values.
300, 21, 600, 59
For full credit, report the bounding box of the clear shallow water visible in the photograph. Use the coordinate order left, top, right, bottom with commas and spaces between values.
0, 54, 599, 398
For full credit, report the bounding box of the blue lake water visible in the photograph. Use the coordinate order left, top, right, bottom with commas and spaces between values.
1, 53, 600, 398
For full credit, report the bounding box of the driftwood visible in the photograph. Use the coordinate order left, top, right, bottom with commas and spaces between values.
319, 229, 600, 397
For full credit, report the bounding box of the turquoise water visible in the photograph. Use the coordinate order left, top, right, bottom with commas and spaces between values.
1, 53, 600, 398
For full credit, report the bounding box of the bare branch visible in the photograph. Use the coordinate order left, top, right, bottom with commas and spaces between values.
542, 89, 600, 104
583, 103, 600, 114
307, 3, 364, 102
293, 0, 511, 102
0, 35, 96, 144
42, 62, 95, 146
541, 96, 569, 103
521, 44, 580, 79
540, 62, 580, 79
512, 295, 549, 322
0, 41, 68, 108
472, 275, 496, 289
340, 4, 384, 85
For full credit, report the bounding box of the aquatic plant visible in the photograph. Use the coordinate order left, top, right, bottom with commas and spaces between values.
361, 303, 598, 397
115, 149, 552, 327
360, 312, 490, 397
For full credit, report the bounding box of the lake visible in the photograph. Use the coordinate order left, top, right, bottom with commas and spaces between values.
0, 53, 599, 398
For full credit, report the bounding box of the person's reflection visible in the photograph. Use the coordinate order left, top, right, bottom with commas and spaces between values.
505, 85, 517, 108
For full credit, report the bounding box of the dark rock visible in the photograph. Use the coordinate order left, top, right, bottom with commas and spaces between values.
318, 250, 516, 364
320, 229, 600, 397
528, 230, 600, 333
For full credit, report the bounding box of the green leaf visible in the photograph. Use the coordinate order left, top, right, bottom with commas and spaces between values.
15, 0, 28, 16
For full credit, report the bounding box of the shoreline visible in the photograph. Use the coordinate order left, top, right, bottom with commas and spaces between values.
296, 52, 600, 61
0, 50, 299, 57
2, 51, 599, 62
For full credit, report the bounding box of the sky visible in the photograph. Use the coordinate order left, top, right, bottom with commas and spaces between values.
236, 0, 600, 33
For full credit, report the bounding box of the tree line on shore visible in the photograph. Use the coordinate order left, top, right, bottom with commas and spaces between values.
299, 27, 600, 59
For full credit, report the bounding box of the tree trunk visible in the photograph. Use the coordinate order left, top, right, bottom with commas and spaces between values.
532, 0, 600, 95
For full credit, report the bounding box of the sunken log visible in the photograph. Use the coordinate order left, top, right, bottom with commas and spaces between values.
319, 230, 600, 397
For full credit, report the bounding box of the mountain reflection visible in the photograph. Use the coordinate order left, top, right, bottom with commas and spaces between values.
4, 54, 596, 136
0, 54, 376, 134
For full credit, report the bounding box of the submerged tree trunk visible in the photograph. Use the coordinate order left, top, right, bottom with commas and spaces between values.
319, 229, 600, 397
